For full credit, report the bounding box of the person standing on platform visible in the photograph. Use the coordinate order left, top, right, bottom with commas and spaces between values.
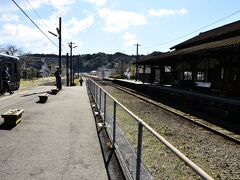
54, 66, 62, 90
0, 66, 14, 95
79, 77, 84, 86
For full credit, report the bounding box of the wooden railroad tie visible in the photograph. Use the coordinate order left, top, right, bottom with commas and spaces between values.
2, 109, 24, 126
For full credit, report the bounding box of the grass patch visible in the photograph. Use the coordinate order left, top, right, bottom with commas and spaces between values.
20, 77, 55, 88
103, 91, 201, 179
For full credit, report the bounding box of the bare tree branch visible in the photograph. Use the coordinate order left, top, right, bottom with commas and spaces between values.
0, 44, 24, 56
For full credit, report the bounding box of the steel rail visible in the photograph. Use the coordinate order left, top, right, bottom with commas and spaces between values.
99, 79, 240, 144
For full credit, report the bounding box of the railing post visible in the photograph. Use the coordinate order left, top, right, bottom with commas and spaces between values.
104, 92, 107, 124
91, 81, 93, 94
93, 83, 96, 99
92, 81, 94, 96
113, 101, 116, 147
136, 123, 143, 180
94, 83, 96, 100
90, 81, 92, 93
96, 85, 98, 106
99, 88, 102, 113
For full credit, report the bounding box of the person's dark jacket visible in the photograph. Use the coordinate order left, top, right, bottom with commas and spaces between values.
2, 70, 10, 82
54, 70, 61, 80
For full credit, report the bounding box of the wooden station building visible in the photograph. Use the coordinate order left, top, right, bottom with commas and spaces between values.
137, 20, 240, 98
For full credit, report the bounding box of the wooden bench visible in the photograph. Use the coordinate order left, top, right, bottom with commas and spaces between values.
2, 109, 24, 126
38, 93, 49, 103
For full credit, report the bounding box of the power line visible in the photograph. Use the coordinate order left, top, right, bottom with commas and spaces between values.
26, 0, 54, 35
24, 0, 50, 28
142, 9, 240, 50
11, 0, 58, 48
25, 0, 43, 21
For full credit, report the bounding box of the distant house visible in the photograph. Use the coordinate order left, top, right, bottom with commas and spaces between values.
90, 70, 97, 76
39, 58, 51, 77
19, 54, 67, 76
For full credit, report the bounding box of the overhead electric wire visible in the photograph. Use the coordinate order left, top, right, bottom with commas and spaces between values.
11, 0, 58, 48
25, 0, 43, 21
142, 9, 240, 50
26, 0, 50, 32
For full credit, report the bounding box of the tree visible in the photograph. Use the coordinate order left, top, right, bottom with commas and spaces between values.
21, 67, 39, 80
0, 44, 23, 56
114, 61, 128, 78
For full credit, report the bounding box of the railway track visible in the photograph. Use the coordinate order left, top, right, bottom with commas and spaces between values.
89, 78, 240, 180
96, 79, 240, 144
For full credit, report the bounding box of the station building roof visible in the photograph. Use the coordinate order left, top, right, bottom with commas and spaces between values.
138, 20, 240, 65
171, 20, 240, 50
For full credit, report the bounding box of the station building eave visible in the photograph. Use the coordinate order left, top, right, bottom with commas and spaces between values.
138, 35, 240, 66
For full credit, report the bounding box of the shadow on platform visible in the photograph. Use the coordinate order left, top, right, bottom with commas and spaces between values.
0, 122, 16, 130
20, 91, 50, 97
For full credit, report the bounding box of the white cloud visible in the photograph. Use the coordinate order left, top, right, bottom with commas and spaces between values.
2, 24, 41, 41
83, 0, 107, 6
67, 16, 94, 35
99, 8, 147, 32
148, 8, 187, 17
0, 13, 94, 53
47, 0, 76, 15
1, 0, 75, 15
0, 14, 19, 22
122, 32, 138, 47
0, 23, 58, 53
0, 0, 92, 54
0, 0, 18, 13
22, 0, 75, 10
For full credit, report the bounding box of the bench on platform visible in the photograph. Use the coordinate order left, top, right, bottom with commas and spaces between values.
212, 89, 226, 96
38, 93, 49, 103
51, 89, 59, 95
2, 109, 24, 126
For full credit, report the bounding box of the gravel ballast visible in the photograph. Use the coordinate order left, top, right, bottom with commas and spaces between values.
101, 85, 240, 179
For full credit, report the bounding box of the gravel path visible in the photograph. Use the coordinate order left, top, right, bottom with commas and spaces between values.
102, 85, 240, 179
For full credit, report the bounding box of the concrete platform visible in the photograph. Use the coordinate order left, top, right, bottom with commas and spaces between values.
0, 84, 108, 179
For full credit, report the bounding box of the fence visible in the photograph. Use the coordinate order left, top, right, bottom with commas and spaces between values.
86, 78, 213, 180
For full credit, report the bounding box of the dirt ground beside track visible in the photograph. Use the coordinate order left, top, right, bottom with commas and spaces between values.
102, 85, 240, 179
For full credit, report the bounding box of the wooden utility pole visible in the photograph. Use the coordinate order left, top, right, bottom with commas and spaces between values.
58, 17, 62, 74
66, 53, 69, 86
135, 43, 141, 81
68, 42, 77, 86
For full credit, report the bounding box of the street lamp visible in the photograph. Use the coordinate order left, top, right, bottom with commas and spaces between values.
48, 17, 62, 74
68, 42, 77, 85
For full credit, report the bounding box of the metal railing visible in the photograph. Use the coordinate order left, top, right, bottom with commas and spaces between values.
87, 78, 213, 180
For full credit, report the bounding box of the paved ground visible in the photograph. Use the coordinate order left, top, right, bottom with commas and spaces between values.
0, 84, 108, 180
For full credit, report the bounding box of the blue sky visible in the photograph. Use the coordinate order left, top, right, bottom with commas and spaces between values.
0, 0, 240, 55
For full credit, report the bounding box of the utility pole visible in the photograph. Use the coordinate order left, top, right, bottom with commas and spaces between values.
72, 56, 75, 84
68, 42, 77, 86
69, 42, 73, 85
77, 56, 80, 79
58, 17, 62, 74
66, 53, 69, 86
48, 17, 62, 74
134, 43, 141, 81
